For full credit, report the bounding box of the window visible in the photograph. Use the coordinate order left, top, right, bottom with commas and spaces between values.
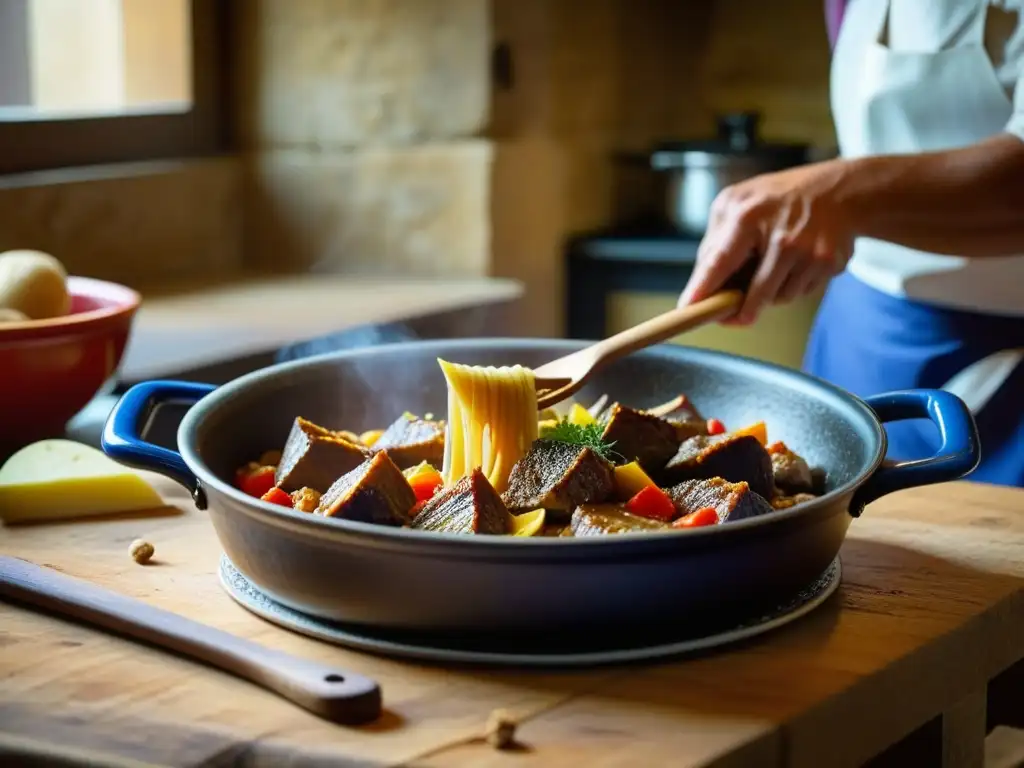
0, 0, 227, 175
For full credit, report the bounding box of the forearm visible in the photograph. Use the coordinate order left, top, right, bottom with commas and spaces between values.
835, 133, 1024, 258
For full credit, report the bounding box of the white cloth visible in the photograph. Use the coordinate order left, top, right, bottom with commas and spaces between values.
831, 0, 1024, 317
831, 0, 1024, 412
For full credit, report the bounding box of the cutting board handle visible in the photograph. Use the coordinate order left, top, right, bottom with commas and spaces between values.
0, 556, 382, 725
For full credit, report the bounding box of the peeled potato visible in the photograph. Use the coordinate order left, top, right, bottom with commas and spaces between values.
0, 308, 28, 323
0, 249, 70, 320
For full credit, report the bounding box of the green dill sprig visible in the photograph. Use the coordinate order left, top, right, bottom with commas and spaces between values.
539, 419, 621, 462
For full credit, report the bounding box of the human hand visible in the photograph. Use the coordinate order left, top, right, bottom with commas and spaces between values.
678, 159, 856, 325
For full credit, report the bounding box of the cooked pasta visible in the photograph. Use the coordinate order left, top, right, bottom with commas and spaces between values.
438, 359, 538, 494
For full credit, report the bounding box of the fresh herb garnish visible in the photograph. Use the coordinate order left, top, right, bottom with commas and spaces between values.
539, 419, 621, 462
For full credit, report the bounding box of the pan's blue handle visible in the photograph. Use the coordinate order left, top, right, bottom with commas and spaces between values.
851, 390, 981, 516
101, 380, 216, 506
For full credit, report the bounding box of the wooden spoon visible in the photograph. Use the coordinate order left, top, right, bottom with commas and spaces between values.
534, 289, 743, 409
0, 556, 382, 725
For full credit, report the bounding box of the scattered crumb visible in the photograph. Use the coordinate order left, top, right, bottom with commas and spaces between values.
485, 709, 518, 750
129, 539, 155, 564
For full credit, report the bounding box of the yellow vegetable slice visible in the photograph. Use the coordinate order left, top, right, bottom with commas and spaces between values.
511, 508, 546, 537
732, 421, 768, 446
614, 461, 657, 501
0, 440, 164, 524
359, 429, 384, 447
568, 403, 597, 426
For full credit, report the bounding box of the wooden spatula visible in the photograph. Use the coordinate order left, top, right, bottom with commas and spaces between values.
0, 556, 382, 725
534, 260, 757, 409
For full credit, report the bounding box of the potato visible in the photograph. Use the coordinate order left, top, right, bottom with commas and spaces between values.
0, 308, 29, 324
0, 249, 70, 320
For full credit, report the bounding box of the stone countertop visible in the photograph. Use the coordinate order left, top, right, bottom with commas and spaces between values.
119, 274, 524, 382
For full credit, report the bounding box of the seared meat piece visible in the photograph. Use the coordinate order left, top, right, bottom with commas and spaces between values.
502, 440, 615, 513
666, 418, 709, 444
275, 417, 370, 493
660, 433, 774, 499
316, 451, 415, 526
570, 504, 670, 537
667, 478, 773, 523
767, 441, 814, 493
373, 413, 445, 470
411, 469, 510, 535
600, 404, 680, 472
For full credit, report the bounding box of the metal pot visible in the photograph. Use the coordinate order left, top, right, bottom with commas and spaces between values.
102, 340, 978, 639
651, 112, 811, 235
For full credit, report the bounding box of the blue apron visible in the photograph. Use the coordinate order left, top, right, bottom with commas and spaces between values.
803, 271, 1024, 488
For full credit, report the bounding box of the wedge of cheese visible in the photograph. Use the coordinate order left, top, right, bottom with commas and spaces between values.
0, 440, 165, 524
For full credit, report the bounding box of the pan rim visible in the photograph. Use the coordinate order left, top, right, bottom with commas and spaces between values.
179, 338, 885, 550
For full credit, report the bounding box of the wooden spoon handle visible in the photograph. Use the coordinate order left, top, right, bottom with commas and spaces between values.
0, 556, 382, 725
590, 289, 743, 367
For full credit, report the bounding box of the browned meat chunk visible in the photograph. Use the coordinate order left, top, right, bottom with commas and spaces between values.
316, 452, 415, 526
502, 440, 615, 513
600, 404, 680, 472
660, 433, 774, 499
667, 477, 773, 522
411, 469, 510, 535
570, 504, 670, 537
767, 441, 814, 493
770, 492, 817, 511
275, 417, 370, 493
373, 413, 445, 470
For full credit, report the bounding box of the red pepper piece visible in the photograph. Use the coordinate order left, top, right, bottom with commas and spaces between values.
672, 506, 719, 528
407, 468, 444, 503
625, 485, 677, 522
408, 499, 429, 520
237, 465, 276, 498
706, 418, 726, 436
260, 486, 293, 508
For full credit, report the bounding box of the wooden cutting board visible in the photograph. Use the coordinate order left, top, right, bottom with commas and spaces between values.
1, 475, 1022, 768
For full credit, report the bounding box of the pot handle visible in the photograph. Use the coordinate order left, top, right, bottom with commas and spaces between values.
850, 390, 980, 516
101, 380, 216, 507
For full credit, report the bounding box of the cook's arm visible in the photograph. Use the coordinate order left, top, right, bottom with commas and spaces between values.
838, 132, 1024, 259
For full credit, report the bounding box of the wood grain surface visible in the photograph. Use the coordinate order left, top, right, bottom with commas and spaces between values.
1, 474, 1022, 768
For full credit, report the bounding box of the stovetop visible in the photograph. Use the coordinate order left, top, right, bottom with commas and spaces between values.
567, 218, 701, 265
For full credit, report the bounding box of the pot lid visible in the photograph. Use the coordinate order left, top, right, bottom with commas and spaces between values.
651, 112, 809, 164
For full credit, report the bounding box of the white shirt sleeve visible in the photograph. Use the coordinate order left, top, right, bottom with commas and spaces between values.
1006, 71, 1024, 140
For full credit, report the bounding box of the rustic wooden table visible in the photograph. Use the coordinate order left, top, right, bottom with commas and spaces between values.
1, 476, 1022, 768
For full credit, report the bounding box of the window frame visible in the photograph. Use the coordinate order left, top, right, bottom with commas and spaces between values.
0, 0, 229, 176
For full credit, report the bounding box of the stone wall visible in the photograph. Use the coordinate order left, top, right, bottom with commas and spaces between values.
232, 0, 832, 338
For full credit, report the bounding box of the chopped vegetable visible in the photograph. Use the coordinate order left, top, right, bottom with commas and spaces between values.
510, 508, 546, 537
731, 421, 767, 445
538, 418, 559, 431
706, 418, 726, 436
407, 465, 444, 503
236, 464, 276, 498
260, 487, 293, 507
290, 487, 322, 513
614, 461, 656, 500
359, 429, 384, 447
672, 506, 719, 528
539, 418, 619, 462
625, 485, 676, 522
568, 402, 597, 426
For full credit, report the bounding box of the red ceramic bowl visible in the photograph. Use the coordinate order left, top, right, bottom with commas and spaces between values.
0, 276, 141, 451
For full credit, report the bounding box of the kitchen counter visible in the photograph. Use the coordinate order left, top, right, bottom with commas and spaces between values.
1, 478, 1022, 767
120, 274, 525, 382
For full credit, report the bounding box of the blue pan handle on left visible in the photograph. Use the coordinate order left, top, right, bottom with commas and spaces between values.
102, 380, 217, 507
850, 389, 981, 516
